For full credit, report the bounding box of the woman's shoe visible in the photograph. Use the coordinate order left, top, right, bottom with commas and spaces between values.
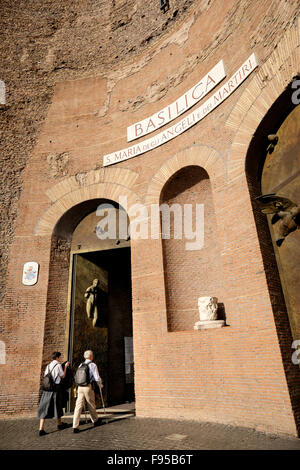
39, 430, 47, 436
57, 422, 69, 430
94, 419, 103, 427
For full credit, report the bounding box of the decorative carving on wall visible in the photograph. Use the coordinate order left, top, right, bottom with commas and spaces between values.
256, 193, 300, 246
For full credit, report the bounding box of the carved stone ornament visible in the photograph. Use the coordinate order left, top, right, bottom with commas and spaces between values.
256, 193, 300, 246
194, 296, 225, 330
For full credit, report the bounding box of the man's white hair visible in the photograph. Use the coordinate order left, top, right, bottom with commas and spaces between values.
84, 350, 93, 359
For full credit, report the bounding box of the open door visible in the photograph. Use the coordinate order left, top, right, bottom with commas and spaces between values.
68, 246, 134, 411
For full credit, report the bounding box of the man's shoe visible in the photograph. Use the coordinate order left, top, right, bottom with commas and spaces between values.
39, 430, 47, 436
94, 419, 102, 427
58, 422, 69, 430
73, 428, 80, 433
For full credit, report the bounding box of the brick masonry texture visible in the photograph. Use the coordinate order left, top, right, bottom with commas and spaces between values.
1, 0, 300, 438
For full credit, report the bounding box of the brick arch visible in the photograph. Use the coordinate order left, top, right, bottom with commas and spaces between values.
45, 167, 139, 203
145, 144, 225, 206
35, 180, 141, 236
143, 144, 226, 334
226, 18, 300, 183
38, 175, 142, 378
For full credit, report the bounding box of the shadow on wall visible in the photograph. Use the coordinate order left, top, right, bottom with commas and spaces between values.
217, 303, 227, 323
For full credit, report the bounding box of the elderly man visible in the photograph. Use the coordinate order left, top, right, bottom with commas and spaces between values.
72, 350, 103, 433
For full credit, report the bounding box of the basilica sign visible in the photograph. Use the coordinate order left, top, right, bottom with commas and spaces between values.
103, 53, 258, 167
127, 60, 226, 141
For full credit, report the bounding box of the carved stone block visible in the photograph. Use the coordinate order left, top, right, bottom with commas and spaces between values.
198, 296, 218, 321
194, 296, 224, 330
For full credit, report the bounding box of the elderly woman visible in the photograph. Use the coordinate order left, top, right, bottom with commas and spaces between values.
37, 351, 70, 436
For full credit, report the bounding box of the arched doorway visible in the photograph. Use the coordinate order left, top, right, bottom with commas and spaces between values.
260, 104, 300, 340
245, 84, 300, 434
246, 86, 300, 341
42, 198, 134, 413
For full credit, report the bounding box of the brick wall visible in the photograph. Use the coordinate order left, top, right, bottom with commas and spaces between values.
41, 236, 71, 382
1, 0, 300, 437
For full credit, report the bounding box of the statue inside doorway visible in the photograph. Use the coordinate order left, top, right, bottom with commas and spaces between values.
84, 279, 101, 327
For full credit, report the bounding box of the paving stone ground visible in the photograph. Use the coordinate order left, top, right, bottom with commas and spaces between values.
1, 415, 300, 450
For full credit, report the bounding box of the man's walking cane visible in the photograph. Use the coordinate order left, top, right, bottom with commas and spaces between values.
84, 399, 88, 424
99, 384, 108, 424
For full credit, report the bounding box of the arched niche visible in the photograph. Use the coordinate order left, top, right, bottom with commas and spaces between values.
160, 165, 224, 332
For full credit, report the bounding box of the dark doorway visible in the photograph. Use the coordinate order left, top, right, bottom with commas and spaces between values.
246, 89, 300, 341
245, 85, 300, 435
68, 246, 134, 411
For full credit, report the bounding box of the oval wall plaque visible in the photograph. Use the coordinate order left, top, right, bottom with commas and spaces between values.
22, 262, 39, 286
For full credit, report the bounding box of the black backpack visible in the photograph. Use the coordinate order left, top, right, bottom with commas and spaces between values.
74, 363, 90, 386
61, 361, 73, 390
43, 363, 58, 392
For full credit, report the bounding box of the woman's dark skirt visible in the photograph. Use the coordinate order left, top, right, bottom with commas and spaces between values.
37, 385, 64, 419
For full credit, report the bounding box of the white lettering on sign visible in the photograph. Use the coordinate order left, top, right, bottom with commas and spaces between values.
103, 53, 258, 167
127, 60, 226, 142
